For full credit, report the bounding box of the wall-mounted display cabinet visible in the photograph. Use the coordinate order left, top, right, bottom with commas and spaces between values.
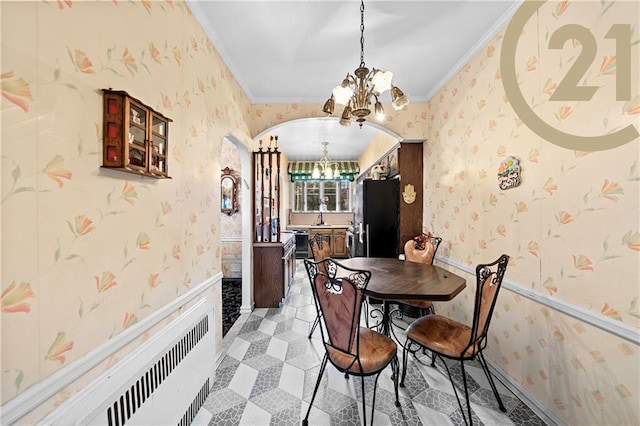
102, 89, 172, 179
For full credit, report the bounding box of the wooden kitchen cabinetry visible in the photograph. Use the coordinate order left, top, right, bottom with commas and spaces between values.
102, 89, 171, 179
253, 233, 296, 308
308, 227, 348, 258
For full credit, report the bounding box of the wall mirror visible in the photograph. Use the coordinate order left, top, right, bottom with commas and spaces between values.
221, 167, 238, 215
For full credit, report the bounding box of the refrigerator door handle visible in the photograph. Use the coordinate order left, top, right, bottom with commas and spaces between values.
366, 224, 370, 258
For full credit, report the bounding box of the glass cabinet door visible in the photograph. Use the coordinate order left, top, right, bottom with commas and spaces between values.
127, 102, 147, 170
150, 114, 168, 176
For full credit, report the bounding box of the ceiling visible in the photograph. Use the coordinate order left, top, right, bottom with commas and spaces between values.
188, 0, 521, 161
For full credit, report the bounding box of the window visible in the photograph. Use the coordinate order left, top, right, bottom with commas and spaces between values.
293, 180, 351, 211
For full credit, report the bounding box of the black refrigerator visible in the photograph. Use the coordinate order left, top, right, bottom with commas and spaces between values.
352, 179, 399, 258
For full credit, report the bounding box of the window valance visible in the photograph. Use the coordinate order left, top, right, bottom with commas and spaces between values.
287, 161, 360, 182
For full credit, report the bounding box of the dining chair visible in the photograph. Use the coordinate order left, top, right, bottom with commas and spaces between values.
395, 233, 443, 317
303, 258, 400, 426
400, 254, 510, 426
307, 232, 332, 338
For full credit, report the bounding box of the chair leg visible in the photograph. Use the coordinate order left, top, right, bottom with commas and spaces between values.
388, 308, 405, 346
460, 360, 473, 426
419, 306, 435, 356
400, 339, 411, 387
308, 314, 320, 339
392, 355, 401, 407
478, 352, 506, 412
302, 354, 328, 426
360, 374, 368, 426
439, 358, 472, 426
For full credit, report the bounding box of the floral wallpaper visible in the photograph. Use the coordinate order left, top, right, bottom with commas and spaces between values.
1, 0, 638, 424
426, 1, 639, 424
249, 102, 428, 142
1, 0, 253, 419
356, 130, 400, 177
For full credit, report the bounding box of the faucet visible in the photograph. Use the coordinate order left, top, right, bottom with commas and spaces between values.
317, 211, 324, 225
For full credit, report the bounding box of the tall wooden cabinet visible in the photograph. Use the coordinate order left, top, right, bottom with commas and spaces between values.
397, 142, 423, 252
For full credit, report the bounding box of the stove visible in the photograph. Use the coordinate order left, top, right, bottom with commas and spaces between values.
294, 230, 309, 259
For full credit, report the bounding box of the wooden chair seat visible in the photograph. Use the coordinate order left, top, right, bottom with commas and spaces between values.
406, 314, 478, 359
327, 327, 397, 374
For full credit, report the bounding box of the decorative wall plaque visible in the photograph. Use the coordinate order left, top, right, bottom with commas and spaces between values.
498, 156, 521, 190
402, 183, 417, 204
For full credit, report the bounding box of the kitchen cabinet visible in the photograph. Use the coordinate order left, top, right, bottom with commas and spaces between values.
308, 227, 348, 258
101, 89, 171, 178
253, 233, 296, 308
332, 229, 347, 257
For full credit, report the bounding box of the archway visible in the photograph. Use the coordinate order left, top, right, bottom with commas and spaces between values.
223, 134, 254, 314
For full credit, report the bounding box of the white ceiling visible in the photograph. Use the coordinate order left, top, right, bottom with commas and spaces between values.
188, 0, 521, 161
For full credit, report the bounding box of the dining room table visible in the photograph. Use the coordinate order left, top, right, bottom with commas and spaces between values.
341, 257, 467, 336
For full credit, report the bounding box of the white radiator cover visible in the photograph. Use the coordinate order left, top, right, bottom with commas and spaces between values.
41, 300, 215, 426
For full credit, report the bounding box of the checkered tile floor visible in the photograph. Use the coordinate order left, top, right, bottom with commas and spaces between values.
194, 261, 547, 425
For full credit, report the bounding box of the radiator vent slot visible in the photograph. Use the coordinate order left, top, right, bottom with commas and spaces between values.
178, 379, 210, 426
106, 316, 209, 426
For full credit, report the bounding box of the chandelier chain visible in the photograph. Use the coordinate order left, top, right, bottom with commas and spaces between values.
359, 0, 365, 67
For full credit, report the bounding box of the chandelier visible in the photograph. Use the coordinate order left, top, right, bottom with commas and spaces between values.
322, 0, 409, 128
312, 142, 341, 179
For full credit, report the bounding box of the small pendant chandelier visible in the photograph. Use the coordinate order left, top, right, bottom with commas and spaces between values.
312, 142, 340, 179
322, 0, 409, 128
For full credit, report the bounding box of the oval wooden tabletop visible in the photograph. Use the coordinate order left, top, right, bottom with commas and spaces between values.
341, 257, 466, 301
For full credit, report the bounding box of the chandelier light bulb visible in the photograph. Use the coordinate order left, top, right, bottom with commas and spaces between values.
391, 86, 409, 111
332, 79, 353, 105
374, 100, 385, 121
322, 95, 335, 115
339, 105, 352, 127
371, 69, 393, 94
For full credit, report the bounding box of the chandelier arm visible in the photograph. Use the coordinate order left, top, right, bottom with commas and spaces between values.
364, 68, 377, 99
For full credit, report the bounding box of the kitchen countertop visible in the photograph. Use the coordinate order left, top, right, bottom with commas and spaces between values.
287, 225, 350, 231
